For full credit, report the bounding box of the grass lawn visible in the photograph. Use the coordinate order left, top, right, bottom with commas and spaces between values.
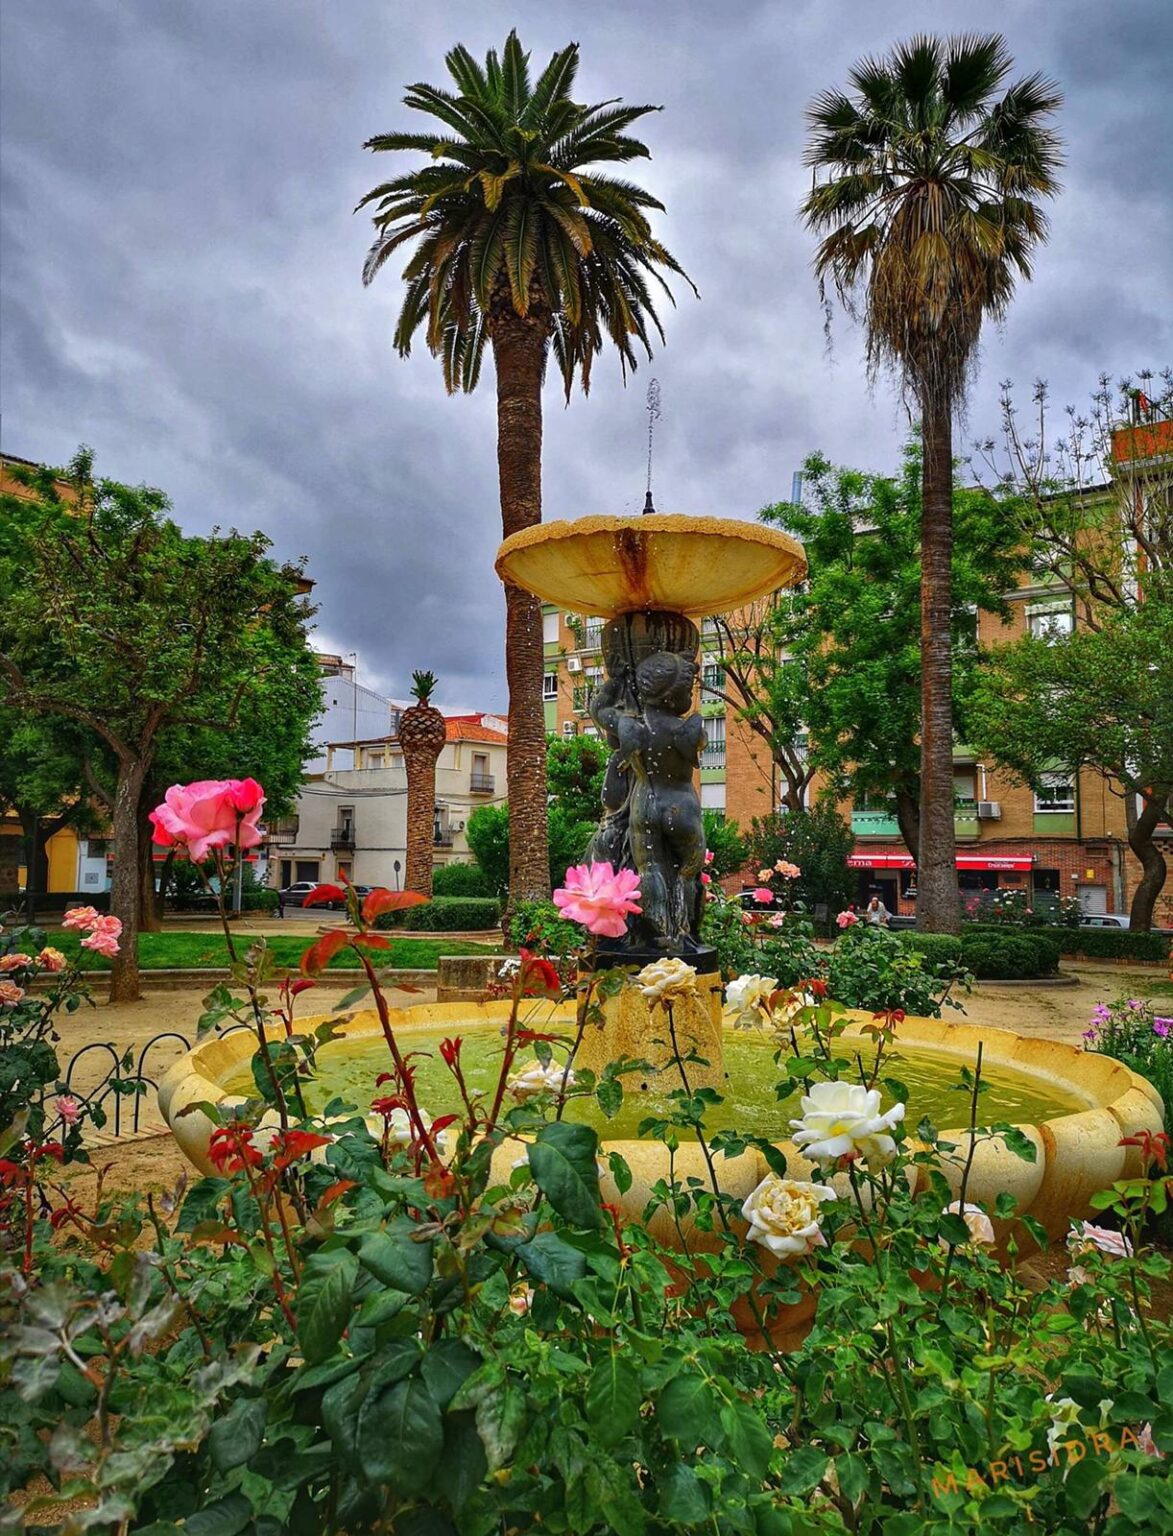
50, 930, 500, 973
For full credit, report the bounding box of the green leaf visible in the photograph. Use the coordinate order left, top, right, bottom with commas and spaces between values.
182, 1493, 253, 1536
208, 1396, 267, 1473
358, 1376, 442, 1493
836, 1452, 868, 1503
176, 1177, 230, 1233
322, 1370, 368, 1463
297, 1250, 358, 1365
776, 1443, 828, 1496
1114, 1476, 1160, 1524
515, 1230, 587, 1296
657, 1372, 719, 1444
720, 1397, 774, 1480
421, 1340, 482, 1409
608, 1150, 633, 1195
356, 1224, 434, 1296
441, 1412, 489, 1511
596, 1077, 623, 1118
586, 1354, 640, 1448
528, 1121, 601, 1228
657, 1462, 711, 1523
1063, 1454, 1109, 1521
450, 1363, 528, 1472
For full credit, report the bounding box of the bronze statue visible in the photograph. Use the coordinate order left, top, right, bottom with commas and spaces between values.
586, 612, 708, 954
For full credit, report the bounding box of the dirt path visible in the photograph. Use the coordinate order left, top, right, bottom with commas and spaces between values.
954, 964, 1168, 1045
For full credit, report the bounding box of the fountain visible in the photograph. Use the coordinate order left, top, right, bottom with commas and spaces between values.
159, 507, 1164, 1339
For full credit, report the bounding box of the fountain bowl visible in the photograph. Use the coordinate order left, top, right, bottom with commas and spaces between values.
495, 513, 806, 619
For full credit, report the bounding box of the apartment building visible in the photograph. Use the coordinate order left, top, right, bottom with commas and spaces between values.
270, 714, 507, 890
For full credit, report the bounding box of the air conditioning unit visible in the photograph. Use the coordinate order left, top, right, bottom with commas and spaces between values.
977, 801, 1002, 820
567, 656, 583, 673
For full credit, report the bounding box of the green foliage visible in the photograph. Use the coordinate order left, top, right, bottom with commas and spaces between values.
753, 448, 1028, 835
701, 810, 748, 879
1085, 995, 1173, 1138
467, 803, 593, 898
747, 804, 856, 918
956, 933, 1061, 981
430, 862, 494, 898
546, 733, 608, 825
374, 896, 502, 932
359, 30, 694, 397
508, 899, 582, 959
826, 926, 972, 1015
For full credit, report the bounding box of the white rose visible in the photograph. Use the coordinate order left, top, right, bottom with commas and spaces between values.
1067, 1221, 1133, 1259
636, 957, 699, 1004
789, 1080, 905, 1167
1045, 1395, 1083, 1459
508, 1059, 575, 1101
943, 1200, 996, 1247
740, 1175, 837, 1258
725, 974, 778, 1014
382, 1106, 436, 1148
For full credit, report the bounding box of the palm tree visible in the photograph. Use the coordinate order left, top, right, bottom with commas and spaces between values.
802, 34, 1061, 932
359, 31, 693, 913
399, 670, 447, 897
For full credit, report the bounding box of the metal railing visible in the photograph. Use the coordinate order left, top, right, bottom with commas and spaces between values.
469, 773, 495, 793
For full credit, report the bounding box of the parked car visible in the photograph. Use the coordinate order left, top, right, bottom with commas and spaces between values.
1079, 912, 1130, 929
277, 881, 321, 908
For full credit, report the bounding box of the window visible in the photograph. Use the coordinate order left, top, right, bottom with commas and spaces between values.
584, 618, 604, 650
542, 611, 559, 643
701, 715, 726, 770
338, 806, 354, 839
1035, 772, 1075, 813
367, 750, 384, 769
562, 721, 577, 738
542, 673, 558, 700
701, 662, 724, 695
1028, 606, 1074, 641
295, 860, 320, 884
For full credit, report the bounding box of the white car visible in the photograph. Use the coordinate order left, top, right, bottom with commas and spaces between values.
1078, 913, 1130, 930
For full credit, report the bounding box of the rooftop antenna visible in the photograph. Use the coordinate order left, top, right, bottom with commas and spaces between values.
642, 377, 661, 514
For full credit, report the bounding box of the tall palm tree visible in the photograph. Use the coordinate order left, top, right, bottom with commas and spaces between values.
802, 34, 1061, 932
399, 670, 447, 897
359, 31, 693, 913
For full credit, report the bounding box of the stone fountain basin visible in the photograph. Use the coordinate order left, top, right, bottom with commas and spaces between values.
157, 1002, 1163, 1245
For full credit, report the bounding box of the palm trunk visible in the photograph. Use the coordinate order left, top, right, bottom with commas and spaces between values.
916, 393, 960, 934
109, 758, 145, 1001
404, 757, 435, 898
1125, 789, 1169, 932
492, 317, 551, 912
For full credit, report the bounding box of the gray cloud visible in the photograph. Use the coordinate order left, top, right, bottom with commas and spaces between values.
3, 0, 1170, 713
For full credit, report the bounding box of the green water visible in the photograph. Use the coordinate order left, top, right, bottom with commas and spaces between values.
223, 1025, 1086, 1138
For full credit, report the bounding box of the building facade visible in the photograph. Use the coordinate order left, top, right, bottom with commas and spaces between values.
270, 715, 508, 891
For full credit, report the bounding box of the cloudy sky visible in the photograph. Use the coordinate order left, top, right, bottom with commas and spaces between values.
3, 0, 1170, 712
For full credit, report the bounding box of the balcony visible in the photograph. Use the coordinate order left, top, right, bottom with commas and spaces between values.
954, 803, 980, 840
267, 817, 299, 843
469, 772, 495, 794
433, 829, 454, 848
572, 684, 592, 715
852, 808, 901, 839
584, 623, 604, 651
329, 826, 355, 851
700, 747, 726, 773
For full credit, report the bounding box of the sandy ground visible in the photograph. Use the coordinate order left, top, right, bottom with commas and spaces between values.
53, 963, 1167, 1203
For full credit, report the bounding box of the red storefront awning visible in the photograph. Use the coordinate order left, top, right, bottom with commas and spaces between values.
849, 850, 1032, 873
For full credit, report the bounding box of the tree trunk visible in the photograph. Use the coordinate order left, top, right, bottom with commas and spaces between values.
492, 318, 551, 913
404, 756, 436, 898
109, 758, 146, 1002
1125, 789, 1169, 932
137, 796, 163, 933
916, 394, 960, 934
895, 787, 921, 863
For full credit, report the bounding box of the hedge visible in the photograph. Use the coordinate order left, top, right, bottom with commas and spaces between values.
375, 896, 502, 932
431, 863, 495, 898
900, 929, 1061, 980
968, 923, 1170, 964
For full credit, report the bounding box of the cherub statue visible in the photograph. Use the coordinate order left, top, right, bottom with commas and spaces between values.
614, 649, 707, 948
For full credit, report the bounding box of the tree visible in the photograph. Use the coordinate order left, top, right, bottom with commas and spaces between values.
0, 709, 98, 918
546, 733, 608, 825
0, 451, 315, 1000
717, 447, 1025, 857
746, 804, 856, 918
802, 34, 1062, 931
466, 802, 592, 900
968, 592, 1173, 930
359, 30, 693, 918
702, 810, 748, 880
398, 671, 447, 898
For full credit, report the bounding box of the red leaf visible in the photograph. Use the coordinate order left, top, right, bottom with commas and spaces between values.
317, 1178, 357, 1209
300, 929, 350, 977
352, 932, 391, 951
429, 1115, 459, 1136
289, 978, 317, 997
273, 1130, 332, 1169
362, 887, 429, 923
304, 883, 346, 909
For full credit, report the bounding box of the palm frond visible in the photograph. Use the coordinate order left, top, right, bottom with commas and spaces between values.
523, 43, 579, 127
444, 43, 488, 99
501, 30, 531, 119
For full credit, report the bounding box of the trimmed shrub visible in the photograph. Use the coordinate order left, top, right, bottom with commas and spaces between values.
431, 863, 494, 897
969, 924, 1170, 964
959, 933, 1061, 980
897, 933, 962, 966
375, 896, 501, 932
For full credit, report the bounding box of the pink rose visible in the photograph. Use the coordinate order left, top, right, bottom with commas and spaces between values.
37, 947, 67, 973
81, 918, 121, 959
752, 887, 774, 904
1067, 1221, 1133, 1259
149, 778, 266, 862
552, 862, 642, 939
836, 910, 858, 929
56, 1094, 81, 1126
703, 850, 714, 866
700, 871, 711, 886
757, 869, 774, 883
774, 860, 801, 879
943, 1199, 996, 1247
0, 980, 25, 1005
0, 953, 33, 972
768, 913, 787, 928
62, 906, 102, 931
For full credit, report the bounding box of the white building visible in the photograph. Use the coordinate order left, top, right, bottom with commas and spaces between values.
270, 714, 508, 890
309, 654, 403, 772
